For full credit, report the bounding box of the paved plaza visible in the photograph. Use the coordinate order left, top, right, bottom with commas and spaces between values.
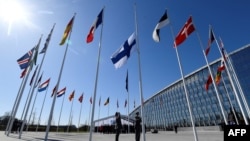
0, 131, 223, 141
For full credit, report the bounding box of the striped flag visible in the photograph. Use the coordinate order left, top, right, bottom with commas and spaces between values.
205, 26, 215, 56
57, 87, 66, 97
17, 47, 35, 69
59, 15, 75, 45
152, 10, 170, 42
38, 78, 50, 92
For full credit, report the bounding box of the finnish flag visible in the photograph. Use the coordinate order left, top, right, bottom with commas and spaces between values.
111, 32, 136, 69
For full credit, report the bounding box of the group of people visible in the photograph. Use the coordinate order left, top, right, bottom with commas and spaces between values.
115, 111, 142, 141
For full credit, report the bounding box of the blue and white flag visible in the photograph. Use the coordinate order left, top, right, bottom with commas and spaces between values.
38, 78, 50, 92
111, 32, 136, 69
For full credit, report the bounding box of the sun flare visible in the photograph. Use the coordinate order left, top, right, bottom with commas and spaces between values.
0, 0, 27, 34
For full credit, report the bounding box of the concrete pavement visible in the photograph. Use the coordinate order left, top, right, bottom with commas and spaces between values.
0, 131, 224, 141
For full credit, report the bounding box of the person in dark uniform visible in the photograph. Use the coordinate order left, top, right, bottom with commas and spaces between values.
134, 112, 142, 141
174, 125, 178, 133
115, 112, 122, 141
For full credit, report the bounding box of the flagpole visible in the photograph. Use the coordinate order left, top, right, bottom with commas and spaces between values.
97, 96, 100, 133
57, 89, 66, 132
194, 32, 229, 126
20, 77, 34, 121
222, 38, 250, 120
36, 83, 50, 132
20, 66, 39, 122
134, 3, 146, 141
26, 71, 43, 131
26, 83, 40, 131
88, 98, 92, 132
214, 36, 249, 124
89, 7, 105, 141
8, 36, 42, 136
35, 23, 56, 132
78, 94, 83, 132
168, 20, 198, 141
227, 56, 250, 119
125, 69, 130, 133
19, 35, 43, 138
45, 13, 76, 141
127, 94, 130, 133
5, 75, 25, 135
7, 65, 32, 136
221, 74, 239, 124
67, 92, 75, 132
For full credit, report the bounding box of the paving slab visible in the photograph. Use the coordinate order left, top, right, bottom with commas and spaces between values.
0, 131, 224, 141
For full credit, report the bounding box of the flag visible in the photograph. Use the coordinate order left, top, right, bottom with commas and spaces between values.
117, 99, 119, 108
205, 75, 212, 91
30, 36, 42, 68
174, 16, 195, 47
32, 45, 39, 66
51, 85, 57, 97
35, 72, 43, 87
104, 97, 109, 106
78, 93, 83, 103
40, 24, 55, 54
99, 96, 101, 106
90, 96, 92, 104
124, 99, 127, 108
152, 10, 170, 42
29, 65, 38, 86
215, 60, 225, 84
57, 87, 66, 98
86, 8, 104, 43
38, 78, 50, 92
17, 47, 35, 69
125, 70, 128, 92
111, 32, 136, 69
219, 37, 227, 61
20, 68, 27, 78
59, 15, 75, 45
205, 26, 215, 56
68, 90, 75, 101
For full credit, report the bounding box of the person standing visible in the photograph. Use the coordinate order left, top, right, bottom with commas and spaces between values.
115, 112, 122, 141
134, 112, 142, 141
174, 125, 178, 133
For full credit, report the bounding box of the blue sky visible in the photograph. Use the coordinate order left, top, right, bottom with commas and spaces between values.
0, 0, 250, 127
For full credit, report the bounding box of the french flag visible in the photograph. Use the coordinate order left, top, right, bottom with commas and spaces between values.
57, 87, 66, 98
38, 78, 50, 92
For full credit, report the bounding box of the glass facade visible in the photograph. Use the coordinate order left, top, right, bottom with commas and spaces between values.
131, 44, 250, 130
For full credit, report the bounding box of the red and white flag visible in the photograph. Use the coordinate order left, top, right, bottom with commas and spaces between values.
174, 16, 195, 47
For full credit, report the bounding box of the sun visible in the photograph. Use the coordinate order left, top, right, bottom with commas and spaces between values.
0, 0, 27, 35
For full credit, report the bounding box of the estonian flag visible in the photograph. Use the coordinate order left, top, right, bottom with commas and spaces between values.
152, 10, 169, 42
111, 32, 136, 69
